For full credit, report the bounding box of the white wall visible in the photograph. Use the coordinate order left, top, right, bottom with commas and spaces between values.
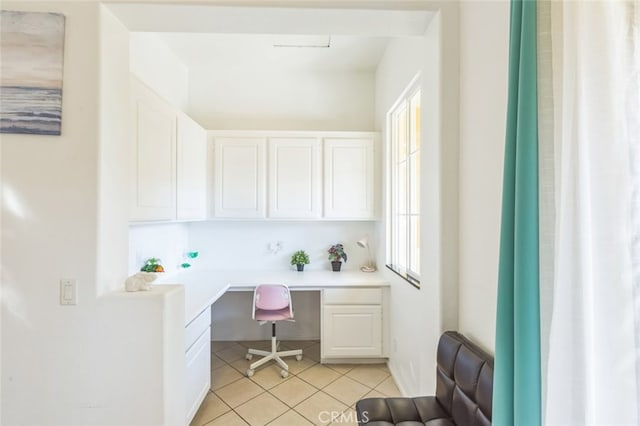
374, 3, 459, 397
189, 67, 375, 131
457, 0, 509, 353
99, 14, 188, 426
129, 32, 189, 110
1, 2, 102, 424
375, 35, 431, 395
1, 3, 180, 424
0, 64, 3, 423
128, 223, 190, 275
98, 5, 131, 295
187, 221, 375, 271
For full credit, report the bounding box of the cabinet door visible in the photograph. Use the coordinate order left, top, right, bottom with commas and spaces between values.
322, 305, 382, 358
177, 113, 207, 220
185, 328, 211, 424
268, 138, 321, 218
323, 138, 375, 219
214, 137, 266, 218
130, 79, 177, 221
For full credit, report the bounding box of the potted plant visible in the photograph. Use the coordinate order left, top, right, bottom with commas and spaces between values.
328, 243, 347, 272
290, 250, 310, 271
141, 257, 164, 273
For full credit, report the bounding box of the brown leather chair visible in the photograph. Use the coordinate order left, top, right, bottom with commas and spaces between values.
355, 331, 493, 425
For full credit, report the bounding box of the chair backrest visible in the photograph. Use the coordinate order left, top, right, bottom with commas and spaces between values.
435, 331, 494, 426
253, 284, 291, 312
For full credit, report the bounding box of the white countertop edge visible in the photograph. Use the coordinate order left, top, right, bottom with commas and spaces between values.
155, 269, 390, 325
185, 283, 230, 326
101, 284, 184, 298
158, 269, 390, 286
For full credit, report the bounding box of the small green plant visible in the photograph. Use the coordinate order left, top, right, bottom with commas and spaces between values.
290, 250, 310, 266
328, 244, 347, 263
141, 257, 164, 272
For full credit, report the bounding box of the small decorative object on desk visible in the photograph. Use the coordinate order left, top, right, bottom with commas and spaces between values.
125, 272, 157, 292
290, 250, 310, 272
328, 243, 347, 272
181, 251, 199, 268
140, 257, 164, 273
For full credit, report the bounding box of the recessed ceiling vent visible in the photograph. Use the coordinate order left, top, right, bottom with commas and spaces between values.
272, 35, 331, 48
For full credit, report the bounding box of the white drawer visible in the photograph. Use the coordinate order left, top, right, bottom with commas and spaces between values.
185, 308, 211, 352
323, 288, 382, 305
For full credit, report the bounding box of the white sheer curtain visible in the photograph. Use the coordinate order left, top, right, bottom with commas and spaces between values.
540, 1, 640, 424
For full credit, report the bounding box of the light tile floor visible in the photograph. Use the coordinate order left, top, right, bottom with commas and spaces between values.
190, 340, 402, 426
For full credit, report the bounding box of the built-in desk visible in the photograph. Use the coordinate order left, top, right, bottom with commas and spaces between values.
158, 269, 386, 317
156, 268, 390, 424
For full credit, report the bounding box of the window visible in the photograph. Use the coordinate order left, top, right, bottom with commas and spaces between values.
386, 78, 421, 288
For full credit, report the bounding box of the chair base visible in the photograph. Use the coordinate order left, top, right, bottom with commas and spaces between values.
246, 334, 302, 378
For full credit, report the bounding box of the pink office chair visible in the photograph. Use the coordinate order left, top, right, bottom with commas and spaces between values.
245, 284, 303, 378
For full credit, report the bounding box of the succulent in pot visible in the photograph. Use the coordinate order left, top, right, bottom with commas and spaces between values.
290, 250, 310, 271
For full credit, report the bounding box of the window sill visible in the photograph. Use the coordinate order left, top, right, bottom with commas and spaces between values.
385, 264, 420, 289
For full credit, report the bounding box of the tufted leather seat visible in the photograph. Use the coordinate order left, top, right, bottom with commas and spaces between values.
355, 331, 493, 425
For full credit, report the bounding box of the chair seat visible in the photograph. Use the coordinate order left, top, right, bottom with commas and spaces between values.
356, 397, 452, 426
255, 307, 293, 321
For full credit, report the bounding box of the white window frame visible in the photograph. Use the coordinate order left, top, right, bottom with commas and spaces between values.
386, 75, 421, 288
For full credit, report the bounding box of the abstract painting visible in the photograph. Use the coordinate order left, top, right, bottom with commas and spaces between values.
0, 10, 66, 135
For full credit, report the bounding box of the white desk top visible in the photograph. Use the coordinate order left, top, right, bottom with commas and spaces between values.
155, 268, 389, 325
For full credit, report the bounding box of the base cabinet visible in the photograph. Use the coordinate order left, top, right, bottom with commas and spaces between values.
321, 288, 384, 359
185, 309, 212, 424
185, 330, 210, 424
322, 305, 382, 358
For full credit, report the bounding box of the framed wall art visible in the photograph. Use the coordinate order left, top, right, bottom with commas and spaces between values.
0, 10, 66, 135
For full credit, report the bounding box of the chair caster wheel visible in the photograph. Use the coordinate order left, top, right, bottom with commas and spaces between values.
296, 354, 303, 361
280, 369, 288, 378
247, 369, 254, 377
245, 353, 253, 360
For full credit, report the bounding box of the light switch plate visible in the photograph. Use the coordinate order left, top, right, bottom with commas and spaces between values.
60, 279, 77, 305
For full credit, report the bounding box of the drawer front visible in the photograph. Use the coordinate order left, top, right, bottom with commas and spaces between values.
323, 288, 381, 305
185, 327, 211, 424
185, 308, 211, 352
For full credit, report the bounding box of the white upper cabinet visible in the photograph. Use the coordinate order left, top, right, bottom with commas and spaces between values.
177, 112, 207, 220
130, 77, 206, 222
213, 136, 267, 218
209, 131, 377, 220
268, 137, 321, 219
130, 78, 177, 221
323, 137, 376, 219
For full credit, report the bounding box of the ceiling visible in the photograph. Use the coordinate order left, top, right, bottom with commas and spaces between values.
156, 33, 391, 71
108, 3, 434, 73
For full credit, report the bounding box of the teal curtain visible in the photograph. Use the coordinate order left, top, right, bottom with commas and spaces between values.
493, 0, 541, 425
